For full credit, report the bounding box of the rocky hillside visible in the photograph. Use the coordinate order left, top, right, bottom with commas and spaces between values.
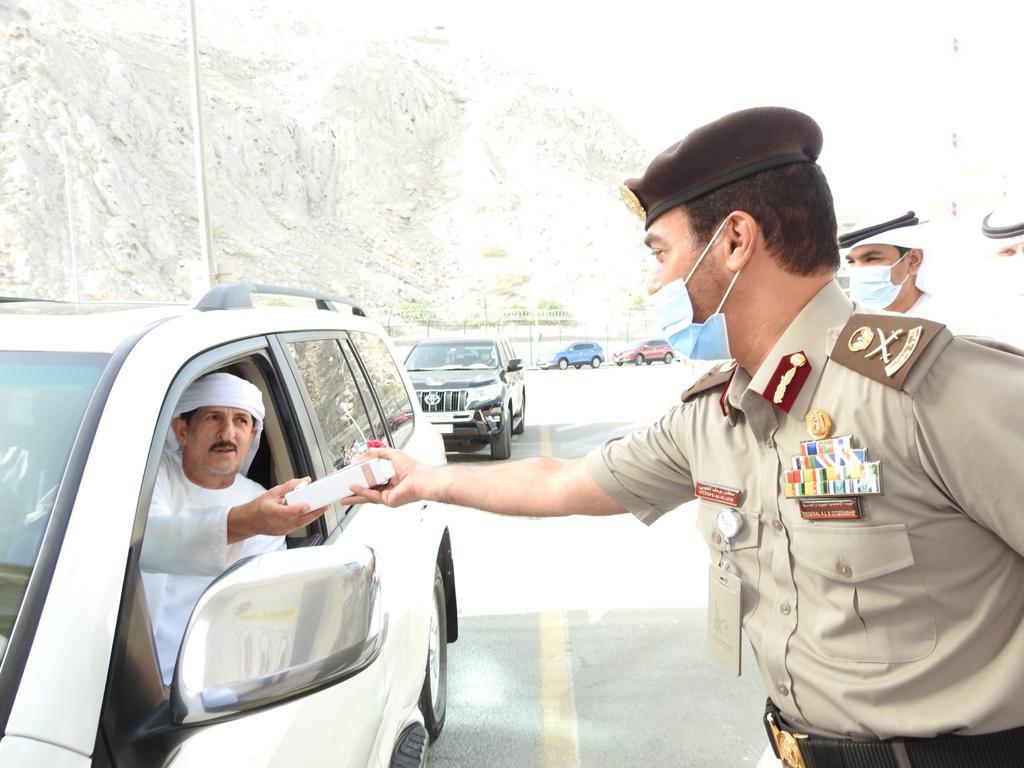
0, 1, 651, 320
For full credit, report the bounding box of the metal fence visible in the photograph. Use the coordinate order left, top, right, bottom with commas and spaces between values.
384, 310, 664, 364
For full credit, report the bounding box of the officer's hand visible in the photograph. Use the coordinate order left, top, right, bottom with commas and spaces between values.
227, 477, 327, 543
343, 447, 423, 508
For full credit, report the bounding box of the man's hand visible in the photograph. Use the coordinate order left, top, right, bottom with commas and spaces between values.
227, 477, 327, 544
342, 447, 425, 508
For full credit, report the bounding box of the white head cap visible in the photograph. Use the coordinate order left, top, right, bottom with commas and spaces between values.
166, 373, 266, 474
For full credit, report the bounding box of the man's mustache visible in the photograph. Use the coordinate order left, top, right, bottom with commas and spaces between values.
209, 441, 238, 453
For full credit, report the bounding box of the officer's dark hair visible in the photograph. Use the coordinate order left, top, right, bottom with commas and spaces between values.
681, 162, 839, 276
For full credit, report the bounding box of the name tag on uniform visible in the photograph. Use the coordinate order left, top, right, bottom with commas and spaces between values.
695, 481, 743, 507
708, 566, 742, 676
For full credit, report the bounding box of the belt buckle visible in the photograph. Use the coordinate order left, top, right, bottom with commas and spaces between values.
766, 713, 808, 768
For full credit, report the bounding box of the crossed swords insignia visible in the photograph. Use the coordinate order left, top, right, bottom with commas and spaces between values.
863, 328, 902, 363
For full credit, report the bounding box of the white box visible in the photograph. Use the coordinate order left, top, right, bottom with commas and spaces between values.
284, 458, 396, 509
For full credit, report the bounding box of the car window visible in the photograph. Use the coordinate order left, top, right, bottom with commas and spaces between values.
348, 331, 415, 449
0, 351, 106, 663
287, 338, 377, 469
139, 347, 318, 686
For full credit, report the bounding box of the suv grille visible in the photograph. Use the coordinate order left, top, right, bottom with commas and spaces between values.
418, 389, 468, 413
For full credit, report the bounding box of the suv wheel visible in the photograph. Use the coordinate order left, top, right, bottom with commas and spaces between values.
664, 352, 674, 364
634, 353, 644, 365
490, 406, 512, 460
418, 566, 448, 740
590, 356, 601, 368
557, 358, 569, 370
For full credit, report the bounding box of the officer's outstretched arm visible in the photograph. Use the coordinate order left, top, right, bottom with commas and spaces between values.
343, 447, 625, 518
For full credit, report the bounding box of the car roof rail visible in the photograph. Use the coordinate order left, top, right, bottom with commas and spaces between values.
0, 296, 60, 303
194, 282, 365, 316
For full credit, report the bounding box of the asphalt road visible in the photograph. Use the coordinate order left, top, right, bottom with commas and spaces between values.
426, 362, 778, 768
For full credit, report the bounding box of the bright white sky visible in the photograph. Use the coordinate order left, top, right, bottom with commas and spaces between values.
273, 0, 1021, 225
129, 0, 1019, 230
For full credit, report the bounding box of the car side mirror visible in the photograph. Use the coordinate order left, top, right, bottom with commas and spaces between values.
507, 358, 522, 372
171, 544, 385, 725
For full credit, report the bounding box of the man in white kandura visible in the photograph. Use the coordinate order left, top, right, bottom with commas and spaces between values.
141, 372, 324, 683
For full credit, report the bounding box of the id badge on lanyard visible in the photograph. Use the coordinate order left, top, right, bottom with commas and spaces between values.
708, 565, 742, 675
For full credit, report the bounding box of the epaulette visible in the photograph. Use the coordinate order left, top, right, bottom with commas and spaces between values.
681, 360, 737, 402
829, 313, 946, 390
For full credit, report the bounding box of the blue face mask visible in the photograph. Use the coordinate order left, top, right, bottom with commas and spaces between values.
650, 218, 739, 361
846, 254, 908, 309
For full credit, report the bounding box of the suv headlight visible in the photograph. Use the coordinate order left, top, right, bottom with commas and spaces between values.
466, 381, 504, 408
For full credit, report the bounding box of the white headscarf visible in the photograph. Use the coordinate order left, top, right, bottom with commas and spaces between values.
166, 373, 266, 474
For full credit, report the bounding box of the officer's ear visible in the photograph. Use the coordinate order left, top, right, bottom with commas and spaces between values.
720, 210, 758, 273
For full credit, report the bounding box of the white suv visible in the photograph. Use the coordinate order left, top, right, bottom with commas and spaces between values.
0, 284, 457, 768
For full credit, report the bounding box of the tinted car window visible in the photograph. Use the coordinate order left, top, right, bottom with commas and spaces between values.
0, 351, 106, 662
288, 338, 376, 469
349, 331, 415, 448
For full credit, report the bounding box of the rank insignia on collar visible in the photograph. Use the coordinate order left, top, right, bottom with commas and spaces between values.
762, 351, 811, 413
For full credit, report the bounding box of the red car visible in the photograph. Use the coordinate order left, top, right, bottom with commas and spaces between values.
613, 338, 676, 365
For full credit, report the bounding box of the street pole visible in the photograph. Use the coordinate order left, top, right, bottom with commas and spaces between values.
186, 0, 216, 289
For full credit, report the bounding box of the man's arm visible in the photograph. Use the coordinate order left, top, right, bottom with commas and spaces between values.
143, 465, 325, 575
226, 478, 326, 544
344, 448, 626, 517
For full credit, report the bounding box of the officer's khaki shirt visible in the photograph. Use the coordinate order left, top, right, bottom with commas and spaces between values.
587, 280, 1024, 740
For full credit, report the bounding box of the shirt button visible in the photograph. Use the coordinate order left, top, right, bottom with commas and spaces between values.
772, 520, 784, 532
712, 532, 723, 546
776, 683, 790, 697
764, 438, 775, 448
837, 561, 853, 578
779, 601, 791, 615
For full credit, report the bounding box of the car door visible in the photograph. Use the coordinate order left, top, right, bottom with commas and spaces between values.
99, 337, 387, 768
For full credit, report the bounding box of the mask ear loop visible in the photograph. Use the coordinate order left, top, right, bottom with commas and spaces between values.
713, 268, 743, 315
684, 217, 732, 284
890, 253, 910, 289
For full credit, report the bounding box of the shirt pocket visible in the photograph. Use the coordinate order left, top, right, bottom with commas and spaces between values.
696, 502, 762, 618
790, 523, 936, 663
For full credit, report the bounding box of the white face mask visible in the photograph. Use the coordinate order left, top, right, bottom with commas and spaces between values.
649, 218, 739, 360
846, 254, 908, 309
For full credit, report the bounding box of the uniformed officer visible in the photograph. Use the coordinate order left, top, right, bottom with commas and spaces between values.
839, 211, 931, 313
348, 107, 1024, 767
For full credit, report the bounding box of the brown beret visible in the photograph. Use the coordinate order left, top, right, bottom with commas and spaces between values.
621, 106, 823, 229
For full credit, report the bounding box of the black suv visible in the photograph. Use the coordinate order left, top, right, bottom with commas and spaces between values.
404, 337, 526, 460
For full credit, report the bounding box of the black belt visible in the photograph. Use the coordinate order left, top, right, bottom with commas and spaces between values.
764, 699, 1024, 768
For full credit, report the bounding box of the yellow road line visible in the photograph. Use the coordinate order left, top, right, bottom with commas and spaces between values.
540, 611, 580, 768
537, 424, 579, 767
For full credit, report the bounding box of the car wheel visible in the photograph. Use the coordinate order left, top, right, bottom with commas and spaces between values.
557, 358, 569, 370
664, 352, 674, 364
590, 356, 601, 368
418, 565, 448, 740
615, 361, 622, 366
512, 395, 525, 435
490, 406, 512, 460
634, 354, 644, 365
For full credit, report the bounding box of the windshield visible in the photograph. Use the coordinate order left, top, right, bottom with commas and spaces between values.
405, 342, 499, 371
0, 352, 107, 662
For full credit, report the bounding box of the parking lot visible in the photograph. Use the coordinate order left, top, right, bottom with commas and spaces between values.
427, 363, 771, 767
